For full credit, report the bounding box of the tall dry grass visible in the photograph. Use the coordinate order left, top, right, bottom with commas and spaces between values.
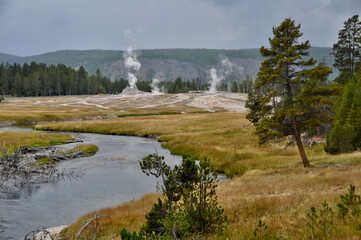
61, 160, 361, 239
35, 112, 357, 176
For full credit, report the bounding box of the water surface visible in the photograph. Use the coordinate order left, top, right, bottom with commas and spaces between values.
0, 127, 181, 239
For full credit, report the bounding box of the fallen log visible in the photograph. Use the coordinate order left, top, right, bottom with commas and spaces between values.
34, 152, 88, 162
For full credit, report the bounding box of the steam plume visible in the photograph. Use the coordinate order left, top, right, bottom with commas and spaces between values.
208, 68, 222, 94
208, 56, 233, 93
151, 78, 161, 94
124, 47, 141, 88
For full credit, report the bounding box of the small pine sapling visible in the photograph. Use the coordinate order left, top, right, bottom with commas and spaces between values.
253, 220, 268, 240
337, 184, 361, 219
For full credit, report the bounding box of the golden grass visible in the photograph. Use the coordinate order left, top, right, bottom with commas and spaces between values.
67, 144, 99, 155
34, 112, 358, 176
3, 95, 358, 239
60, 193, 161, 240
214, 163, 361, 239
35, 112, 361, 239
61, 161, 361, 239
0, 131, 74, 151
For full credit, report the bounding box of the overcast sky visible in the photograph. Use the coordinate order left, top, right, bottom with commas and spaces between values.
0, 0, 360, 56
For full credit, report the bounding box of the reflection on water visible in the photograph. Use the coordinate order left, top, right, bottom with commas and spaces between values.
0, 128, 181, 240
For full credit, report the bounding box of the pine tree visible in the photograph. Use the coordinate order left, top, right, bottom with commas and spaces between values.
246, 18, 337, 167
231, 81, 238, 92
326, 71, 361, 153
13, 72, 23, 96
332, 15, 361, 84
22, 77, 31, 96
0, 65, 8, 95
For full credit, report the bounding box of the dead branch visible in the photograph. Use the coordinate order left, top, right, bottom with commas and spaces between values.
34, 152, 88, 162
0, 142, 86, 188
75, 215, 110, 240
240, 123, 253, 129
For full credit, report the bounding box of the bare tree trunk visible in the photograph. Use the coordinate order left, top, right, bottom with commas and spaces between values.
292, 116, 311, 167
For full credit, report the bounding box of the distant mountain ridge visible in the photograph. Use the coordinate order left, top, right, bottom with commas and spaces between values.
0, 48, 334, 82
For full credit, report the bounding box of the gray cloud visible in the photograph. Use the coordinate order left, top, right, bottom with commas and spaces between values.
0, 0, 360, 56
0, 0, 7, 15
193, 0, 240, 7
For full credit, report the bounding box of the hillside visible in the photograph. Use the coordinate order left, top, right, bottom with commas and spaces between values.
0, 48, 334, 81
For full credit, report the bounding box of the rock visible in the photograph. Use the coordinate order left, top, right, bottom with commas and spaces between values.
33, 225, 68, 240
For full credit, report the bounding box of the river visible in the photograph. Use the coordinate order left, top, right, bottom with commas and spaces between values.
0, 127, 181, 240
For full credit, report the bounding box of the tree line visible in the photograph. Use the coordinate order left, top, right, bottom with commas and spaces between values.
0, 61, 255, 98
0, 62, 130, 97
246, 14, 361, 166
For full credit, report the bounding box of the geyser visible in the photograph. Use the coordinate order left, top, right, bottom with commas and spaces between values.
208, 68, 221, 94
207, 56, 233, 94
151, 78, 162, 94
124, 47, 141, 89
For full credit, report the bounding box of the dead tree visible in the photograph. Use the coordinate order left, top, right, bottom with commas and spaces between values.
75, 215, 110, 240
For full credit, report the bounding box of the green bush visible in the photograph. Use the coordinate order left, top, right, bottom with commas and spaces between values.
122, 154, 227, 239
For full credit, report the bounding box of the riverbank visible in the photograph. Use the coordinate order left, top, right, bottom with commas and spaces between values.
0, 129, 99, 189
0, 128, 182, 239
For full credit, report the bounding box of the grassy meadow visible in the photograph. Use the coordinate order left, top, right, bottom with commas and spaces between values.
0, 131, 74, 152
1, 95, 361, 239
34, 112, 355, 176
33, 111, 361, 239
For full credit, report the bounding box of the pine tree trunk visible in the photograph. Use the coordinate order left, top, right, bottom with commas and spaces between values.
285, 71, 311, 167
292, 116, 312, 167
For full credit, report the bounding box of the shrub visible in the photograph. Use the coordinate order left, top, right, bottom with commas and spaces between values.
125, 154, 227, 239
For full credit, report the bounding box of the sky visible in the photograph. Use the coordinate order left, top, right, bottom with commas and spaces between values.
0, 0, 360, 56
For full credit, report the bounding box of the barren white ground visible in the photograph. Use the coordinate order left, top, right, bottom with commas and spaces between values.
4, 92, 248, 113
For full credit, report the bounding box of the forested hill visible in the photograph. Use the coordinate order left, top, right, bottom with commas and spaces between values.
0, 47, 334, 82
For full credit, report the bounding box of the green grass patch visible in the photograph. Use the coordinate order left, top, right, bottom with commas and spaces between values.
67, 144, 99, 155
0, 131, 74, 155
30, 157, 56, 166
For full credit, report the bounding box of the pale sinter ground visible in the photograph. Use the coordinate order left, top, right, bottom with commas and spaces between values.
2, 92, 247, 115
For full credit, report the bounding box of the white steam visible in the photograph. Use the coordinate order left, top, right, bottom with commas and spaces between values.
151, 78, 162, 94
208, 56, 233, 94
208, 68, 221, 94
124, 47, 141, 88
220, 56, 233, 76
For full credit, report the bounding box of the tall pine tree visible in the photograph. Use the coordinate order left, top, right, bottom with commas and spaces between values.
246, 18, 338, 167
325, 71, 361, 153
332, 15, 361, 84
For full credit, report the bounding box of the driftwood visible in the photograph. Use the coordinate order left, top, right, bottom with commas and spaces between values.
0, 143, 86, 188
34, 152, 87, 162
24, 228, 53, 240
